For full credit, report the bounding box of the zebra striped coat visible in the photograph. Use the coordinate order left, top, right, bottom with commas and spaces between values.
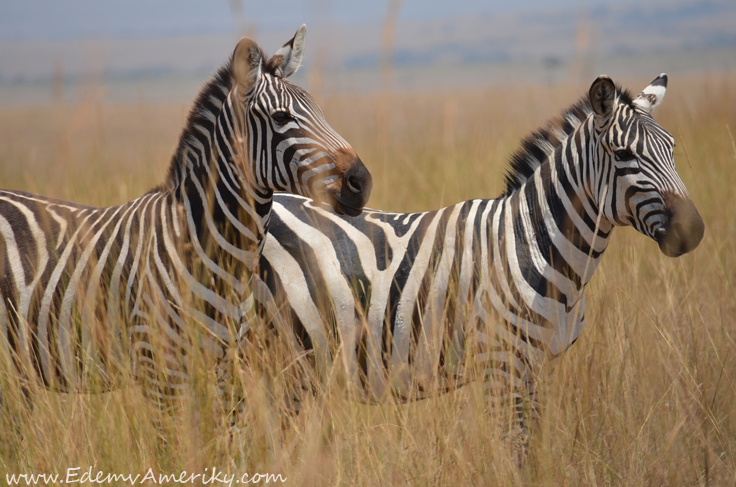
254, 75, 703, 427
0, 26, 372, 406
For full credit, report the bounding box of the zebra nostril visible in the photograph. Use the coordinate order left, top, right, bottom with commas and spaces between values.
346, 174, 361, 194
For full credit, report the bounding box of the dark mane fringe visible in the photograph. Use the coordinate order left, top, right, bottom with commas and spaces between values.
156, 45, 283, 192
153, 62, 233, 192
501, 86, 633, 196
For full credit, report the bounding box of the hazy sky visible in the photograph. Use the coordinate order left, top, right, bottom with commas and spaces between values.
1, 0, 733, 102
1, 0, 614, 40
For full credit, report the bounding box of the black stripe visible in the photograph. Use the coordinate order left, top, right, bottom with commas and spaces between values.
409, 206, 456, 365
384, 210, 436, 371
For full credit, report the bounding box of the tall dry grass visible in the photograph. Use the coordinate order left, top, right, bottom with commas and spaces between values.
0, 72, 735, 486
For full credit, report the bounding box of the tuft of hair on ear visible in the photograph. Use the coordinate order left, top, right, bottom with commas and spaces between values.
265, 55, 285, 77
589, 75, 617, 117
267, 24, 307, 79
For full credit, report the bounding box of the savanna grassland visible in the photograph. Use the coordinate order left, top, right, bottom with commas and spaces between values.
0, 72, 735, 486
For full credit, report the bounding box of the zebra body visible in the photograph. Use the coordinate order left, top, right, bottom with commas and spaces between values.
255, 75, 703, 426
0, 26, 372, 404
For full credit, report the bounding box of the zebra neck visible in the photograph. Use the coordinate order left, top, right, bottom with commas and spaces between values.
501, 123, 613, 311
172, 97, 274, 267
563, 118, 614, 286
547, 123, 613, 288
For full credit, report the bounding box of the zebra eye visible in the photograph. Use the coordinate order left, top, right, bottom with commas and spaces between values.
614, 149, 635, 161
272, 111, 293, 125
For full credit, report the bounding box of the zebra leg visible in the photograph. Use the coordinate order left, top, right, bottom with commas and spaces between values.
246, 275, 319, 422
225, 313, 317, 438
217, 296, 260, 431
0, 374, 29, 454
129, 311, 190, 447
483, 361, 539, 465
0, 326, 35, 452
0, 354, 48, 460
214, 341, 249, 435
0, 370, 35, 411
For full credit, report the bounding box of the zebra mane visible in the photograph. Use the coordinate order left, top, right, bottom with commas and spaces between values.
159, 62, 234, 191
501, 86, 634, 196
160, 45, 285, 191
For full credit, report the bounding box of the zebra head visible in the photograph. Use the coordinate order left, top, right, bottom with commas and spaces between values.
588, 74, 704, 257
229, 25, 372, 216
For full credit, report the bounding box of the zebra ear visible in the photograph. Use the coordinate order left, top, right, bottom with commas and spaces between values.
589, 75, 617, 118
232, 37, 263, 92
270, 24, 307, 78
633, 73, 667, 114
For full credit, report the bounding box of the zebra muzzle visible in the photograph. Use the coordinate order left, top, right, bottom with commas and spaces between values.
333, 157, 373, 216
655, 192, 704, 257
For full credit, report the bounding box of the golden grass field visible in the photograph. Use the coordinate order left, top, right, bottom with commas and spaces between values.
0, 71, 735, 485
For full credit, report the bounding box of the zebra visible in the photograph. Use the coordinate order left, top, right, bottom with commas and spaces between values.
0, 25, 372, 416
253, 74, 703, 436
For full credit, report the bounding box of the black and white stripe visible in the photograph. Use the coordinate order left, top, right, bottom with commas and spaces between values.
0, 26, 372, 411
255, 74, 703, 431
